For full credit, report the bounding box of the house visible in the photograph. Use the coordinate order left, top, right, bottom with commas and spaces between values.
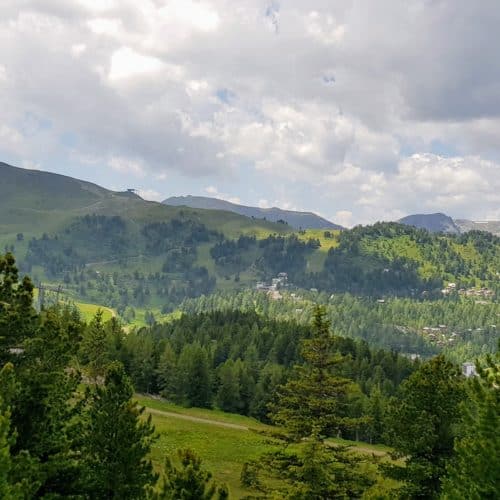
462, 362, 477, 378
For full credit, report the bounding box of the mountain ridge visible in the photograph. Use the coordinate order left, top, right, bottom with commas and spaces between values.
163, 195, 343, 230
398, 211, 500, 236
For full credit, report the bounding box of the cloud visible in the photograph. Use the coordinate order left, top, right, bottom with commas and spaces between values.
204, 185, 241, 204
137, 188, 163, 201
0, 1, 499, 223
108, 156, 145, 177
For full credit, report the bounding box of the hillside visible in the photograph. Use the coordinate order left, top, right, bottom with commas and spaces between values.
455, 219, 500, 236
0, 162, 288, 238
1, 163, 498, 316
164, 195, 343, 230
398, 213, 460, 234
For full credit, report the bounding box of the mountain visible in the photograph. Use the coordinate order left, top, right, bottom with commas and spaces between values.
0, 162, 286, 238
398, 213, 460, 234
1, 162, 498, 316
455, 219, 500, 236
163, 195, 343, 230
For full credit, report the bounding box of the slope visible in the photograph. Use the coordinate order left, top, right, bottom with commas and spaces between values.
164, 195, 343, 230
398, 213, 460, 234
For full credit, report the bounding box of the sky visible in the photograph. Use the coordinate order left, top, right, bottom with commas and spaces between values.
1, 0, 500, 227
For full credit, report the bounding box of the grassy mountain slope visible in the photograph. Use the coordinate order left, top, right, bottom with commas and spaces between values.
164, 195, 343, 230
0, 162, 288, 239
1, 163, 498, 316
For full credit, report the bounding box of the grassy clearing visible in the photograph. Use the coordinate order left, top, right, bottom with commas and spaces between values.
137, 395, 399, 499
74, 301, 115, 322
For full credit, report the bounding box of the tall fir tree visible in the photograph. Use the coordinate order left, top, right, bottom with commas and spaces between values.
80, 362, 158, 499
259, 306, 372, 498
384, 355, 465, 499
79, 310, 109, 379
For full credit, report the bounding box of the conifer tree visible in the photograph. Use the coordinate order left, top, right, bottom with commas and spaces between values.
157, 342, 178, 401
384, 355, 465, 499
0, 363, 17, 499
79, 310, 109, 379
270, 306, 361, 439
152, 448, 228, 499
260, 306, 372, 498
80, 362, 158, 499
215, 360, 241, 413
441, 346, 500, 499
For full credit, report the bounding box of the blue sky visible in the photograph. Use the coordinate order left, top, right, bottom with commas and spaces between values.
1, 0, 499, 226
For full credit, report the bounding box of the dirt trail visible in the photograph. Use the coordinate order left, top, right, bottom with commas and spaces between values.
144, 407, 250, 431
144, 406, 388, 456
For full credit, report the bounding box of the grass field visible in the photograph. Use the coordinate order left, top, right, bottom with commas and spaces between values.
136, 395, 399, 499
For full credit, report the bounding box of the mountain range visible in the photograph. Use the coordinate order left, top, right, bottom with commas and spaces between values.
163, 195, 343, 230
398, 212, 500, 236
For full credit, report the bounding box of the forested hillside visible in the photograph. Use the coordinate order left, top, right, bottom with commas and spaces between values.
1, 252, 498, 498
180, 290, 500, 362
1, 164, 498, 318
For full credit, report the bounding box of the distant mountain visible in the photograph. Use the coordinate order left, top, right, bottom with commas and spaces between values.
0, 162, 287, 238
163, 195, 343, 230
398, 213, 461, 234
455, 219, 500, 236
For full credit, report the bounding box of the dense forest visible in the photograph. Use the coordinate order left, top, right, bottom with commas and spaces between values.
181, 290, 499, 362
10, 217, 498, 313
1, 252, 499, 498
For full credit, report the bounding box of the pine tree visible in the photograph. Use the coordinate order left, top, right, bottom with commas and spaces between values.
0, 363, 18, 499
270, 306, 361, 439
177, 343, 212, 408
79, 310, 109, 380
441, 346, 500, 499
384, 355, 465, 499
80, 362, 158, 499
260, 306, 372, 498
157, 342, 178, 401
215, 360, 241, 413
152, 448, 228, 500
0, 252, 37, 366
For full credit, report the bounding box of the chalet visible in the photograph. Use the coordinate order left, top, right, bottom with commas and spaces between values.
462, 362, 477, 378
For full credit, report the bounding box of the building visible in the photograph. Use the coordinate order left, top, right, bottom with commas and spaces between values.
462, 362, 477, 378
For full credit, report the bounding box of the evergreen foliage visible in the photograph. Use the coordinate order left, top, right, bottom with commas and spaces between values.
441, 345, 500, 499
80, 362, 158, 499
257, 307, 373, 498
152, 448, 228, 499
384, 355, 465, 498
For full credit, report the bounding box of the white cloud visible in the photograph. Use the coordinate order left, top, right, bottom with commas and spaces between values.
137, 188, 163, 201
204, 185, 240, 204
1, 1, 500, 223
108, 47, 163, 80
108, 156, 145, 177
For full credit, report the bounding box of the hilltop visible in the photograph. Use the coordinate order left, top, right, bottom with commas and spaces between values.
398, 212, 500, 236
0, 162, 287, 239
398, 213, 460, 234
164, 195, 343, 230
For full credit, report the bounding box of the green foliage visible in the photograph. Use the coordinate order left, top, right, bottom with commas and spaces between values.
0, 363, 18, 499
79, 309, 109, 379
259, 307, 374, 498
384, 355, 465, 498
441, 346, 500, 499
177, 343, 213, 408
152, 448, 228, 499
182, 289, 500, 361
80, 362, 158, 499
271, 306, 363, 439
